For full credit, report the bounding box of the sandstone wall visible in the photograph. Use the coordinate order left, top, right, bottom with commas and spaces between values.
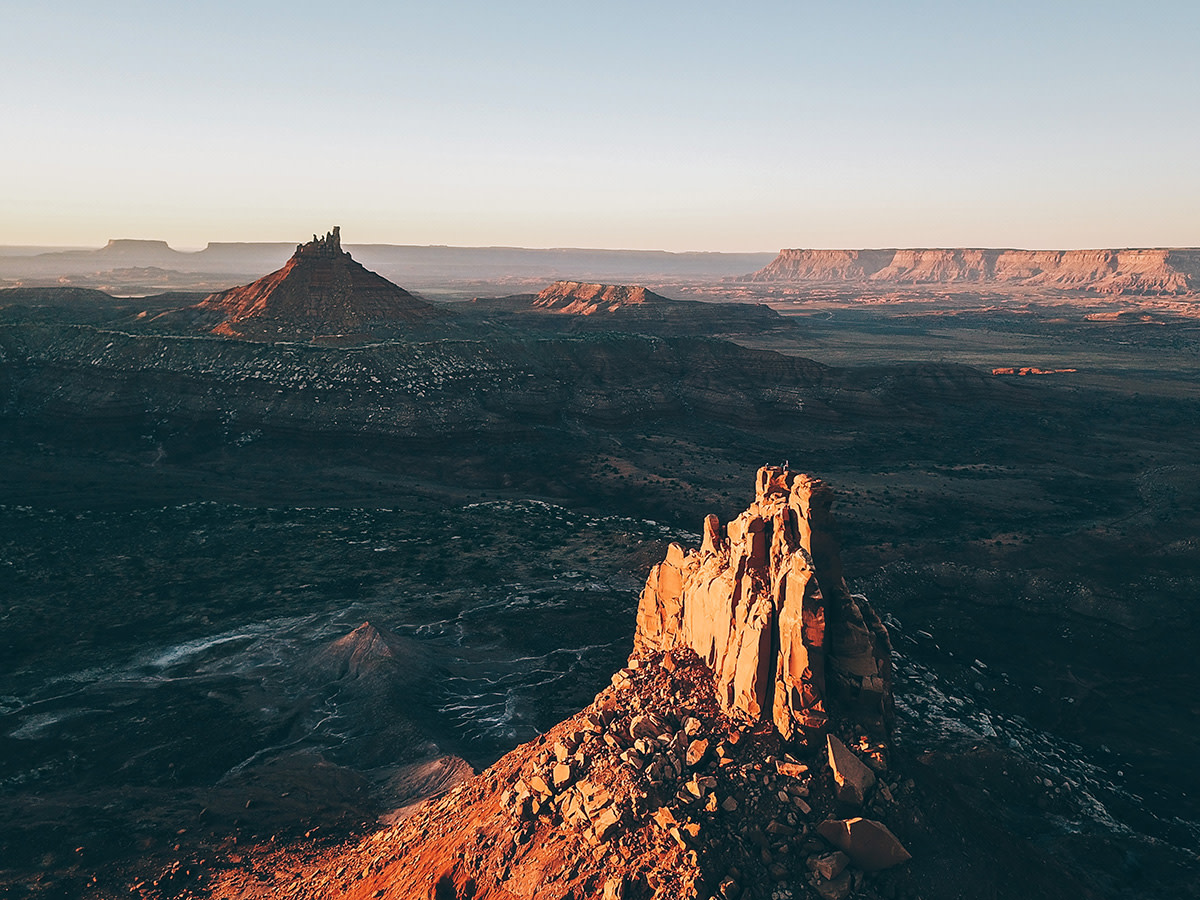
746, 247, 1200, 294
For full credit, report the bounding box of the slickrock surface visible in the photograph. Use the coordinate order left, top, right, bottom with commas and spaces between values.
533, 281, 671, 314
198, 228, 444, 339
633, 466, 893, 743
746, 248, 1200, 294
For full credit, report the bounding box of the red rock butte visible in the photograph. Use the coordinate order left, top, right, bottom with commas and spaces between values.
533, 281, 672, 314
198, 227, 444, 339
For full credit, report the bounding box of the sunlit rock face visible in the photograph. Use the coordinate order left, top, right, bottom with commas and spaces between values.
632, 465, 894, 743
532, 281, 668, 314
747, 247, 1200, 294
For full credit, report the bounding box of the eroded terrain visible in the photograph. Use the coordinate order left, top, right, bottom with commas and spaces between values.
1, 277, 1198, 898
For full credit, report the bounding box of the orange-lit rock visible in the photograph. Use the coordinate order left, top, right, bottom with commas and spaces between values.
632, 466, 893, 743
826, 734, 877, 805
532, 281, 670, 314
747, 247, 1200, 294
991, 367, 1078, 376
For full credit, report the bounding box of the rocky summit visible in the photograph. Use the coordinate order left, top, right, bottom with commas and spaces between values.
198, 227, 445, 340
206, 468, 912, 900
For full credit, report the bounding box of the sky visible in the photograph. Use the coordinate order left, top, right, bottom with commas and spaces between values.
2, 1, 1198, 251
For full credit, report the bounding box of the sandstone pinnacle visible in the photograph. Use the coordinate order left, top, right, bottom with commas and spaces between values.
632, 465, 894, 744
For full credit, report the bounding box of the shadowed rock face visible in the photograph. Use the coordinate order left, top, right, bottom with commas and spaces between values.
198, 228, 444, 339
632, 466, 893, 743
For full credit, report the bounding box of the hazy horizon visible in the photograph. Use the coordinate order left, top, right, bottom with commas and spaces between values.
3, 1, 1197, 251
7, 238, 1200, 256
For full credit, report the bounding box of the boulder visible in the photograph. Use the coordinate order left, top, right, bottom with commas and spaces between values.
808, 850, 850, 880
826, 735, 876, 805
817, 817, 911, 871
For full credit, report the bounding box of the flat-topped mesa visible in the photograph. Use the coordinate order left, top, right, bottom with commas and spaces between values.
633, 466, 893, 744
745, 247, 1200, 294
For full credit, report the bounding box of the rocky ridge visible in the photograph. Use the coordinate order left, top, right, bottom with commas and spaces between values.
533, 281, 672, 314
207, 469, 912, 900
468, 280, 791, 336
197, 228, 445, 340
746, 248, 1200, 294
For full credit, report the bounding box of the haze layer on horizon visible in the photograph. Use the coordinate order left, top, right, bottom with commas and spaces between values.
2, 1, 1197, 252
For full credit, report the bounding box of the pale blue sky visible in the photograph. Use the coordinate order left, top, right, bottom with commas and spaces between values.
2, 1, 1197, 250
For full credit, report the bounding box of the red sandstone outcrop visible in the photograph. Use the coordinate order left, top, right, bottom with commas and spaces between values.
198, 228, 444, 339
533, 281, 672, 315
746, 247, 1200, 294
991, 367, 1077, 376
207, 647, 912, 900
202, 470, 910, 900
632, 466, 894, 743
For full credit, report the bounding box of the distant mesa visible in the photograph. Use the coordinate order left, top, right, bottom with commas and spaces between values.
533, 280, 673, 315
197, 227, 445, 340
992, 366, 1077, 376
98, 238, 178, 256
746, 247, 1200, 294
469, 278, 790, 336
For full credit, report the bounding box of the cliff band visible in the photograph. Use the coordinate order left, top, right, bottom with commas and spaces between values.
746, 248, 1200, 294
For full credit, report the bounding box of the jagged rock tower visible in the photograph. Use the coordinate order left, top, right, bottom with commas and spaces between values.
199, 227, 443, 339
633, 465, 893, 743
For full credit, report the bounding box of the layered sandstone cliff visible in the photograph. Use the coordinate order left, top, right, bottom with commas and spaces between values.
198, 228, 445, 339
633, 466, 893, 743
746, 247, 1200, 294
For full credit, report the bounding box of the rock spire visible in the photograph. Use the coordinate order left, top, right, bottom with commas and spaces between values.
633, 465, 893, 743
297, 226, 342, 257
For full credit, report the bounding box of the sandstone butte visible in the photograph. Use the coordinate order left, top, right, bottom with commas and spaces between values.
206, 466, 911, 900
197, 227, 444, 339
532, 281, 674, 315
744, 247, 1200, 294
